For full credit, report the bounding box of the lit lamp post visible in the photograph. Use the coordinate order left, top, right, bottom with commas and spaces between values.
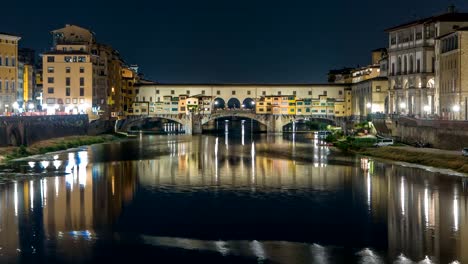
399, 102, 406, 115
366, 102, 372, 121
12, 102, 19, 115
452, 104, 460, 120
423, 105, 430, 119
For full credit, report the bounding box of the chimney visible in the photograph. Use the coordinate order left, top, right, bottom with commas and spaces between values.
448, 4, 456, 13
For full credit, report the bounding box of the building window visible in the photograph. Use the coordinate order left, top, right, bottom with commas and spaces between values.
5, 57, 9, 66
80, 87, 84, 96
66, 67, 71, 73
80, 77, 84, 86
47, 56, 55, 62
308, 91, 312, 95
416, 59, 420, 73
232, 91, 236, 95
339, 90, 343, 95
5, 80, 8, 91
187, 90, 190, 95
80, 98, 84, 104
47, 67, 54, 73
323, 91, 327, 96
80, 67, 84, 73
66, 98, 70, 104
262, 91, 266, 95
376, 86, 381, 92
66, 87, 70, 96
66, 77, 70, 86
171, 90, 175, 95
48, 77, 54, 84
72, 98, 77, 104
217, 90, 220, 95
0, 80, 2, 91
293, 91, 296, 95
278, 91, 281, 95
11, 81, 14, 91
0, 56, 2, 66
150, 97, 153, 102
247, 90, 251, 95
12, 57, 15, 67
156, 90, 159, 94
202, 90, 205, 95
48, 87, 54, 94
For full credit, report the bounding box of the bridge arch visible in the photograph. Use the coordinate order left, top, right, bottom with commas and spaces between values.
8, 127, 22, 146
213, 98, 225, 110
227, 98, 241, 109
242, 98, 255, 109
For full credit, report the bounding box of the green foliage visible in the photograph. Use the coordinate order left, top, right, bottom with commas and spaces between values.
306, 121, 328, 130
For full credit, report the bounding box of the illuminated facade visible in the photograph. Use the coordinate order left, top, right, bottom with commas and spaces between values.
0, 33, 21, 114
43, 24, 128, 118
386, 8, 468, 117
436, 28, 468, 120
133, 84, 352, 119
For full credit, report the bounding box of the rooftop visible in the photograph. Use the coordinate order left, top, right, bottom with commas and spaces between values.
385, 12, 468, 32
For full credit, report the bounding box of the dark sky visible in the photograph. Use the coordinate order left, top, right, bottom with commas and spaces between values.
3, 0, 467, 83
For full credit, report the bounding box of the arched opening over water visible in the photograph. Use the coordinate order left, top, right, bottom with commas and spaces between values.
242, 98, 255, 109
213, 98, 226, 110
227, 98, 241, 109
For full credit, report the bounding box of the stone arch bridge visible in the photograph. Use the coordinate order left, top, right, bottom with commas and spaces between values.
117, 110, 337, 134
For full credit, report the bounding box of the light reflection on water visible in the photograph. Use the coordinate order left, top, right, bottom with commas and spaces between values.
0, 134, 466, 263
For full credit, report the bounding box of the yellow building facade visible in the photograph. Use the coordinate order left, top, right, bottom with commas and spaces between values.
0, 33, 21, 114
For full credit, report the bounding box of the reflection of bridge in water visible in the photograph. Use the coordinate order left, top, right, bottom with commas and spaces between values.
117, 110, 339, 134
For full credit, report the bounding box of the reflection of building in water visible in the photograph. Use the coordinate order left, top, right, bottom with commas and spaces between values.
0, 183, 20, 260
138, 136, 353, 190
0, 151, 137, 261
366, 160, 468, 263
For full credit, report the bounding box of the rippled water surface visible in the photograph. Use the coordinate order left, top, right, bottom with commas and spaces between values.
0, 133, 467, 263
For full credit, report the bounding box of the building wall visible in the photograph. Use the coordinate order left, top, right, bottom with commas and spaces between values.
438, 30, 468, 120
42, 52, 93, 114
0, 34, 21, 114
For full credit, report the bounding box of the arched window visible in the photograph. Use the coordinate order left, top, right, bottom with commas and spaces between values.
397, 57, 402, 74
0, 79, 2, 91
403, 56, 407, 74
5, 80, 8, 91
409, 55, 413, 74
11, 80, 15, 91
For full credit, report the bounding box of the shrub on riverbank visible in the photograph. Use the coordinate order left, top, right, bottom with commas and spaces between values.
0, 135, 118, 163
360, 147, 468, 174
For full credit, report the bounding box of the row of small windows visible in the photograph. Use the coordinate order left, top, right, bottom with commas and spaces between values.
0, 56, 16, 67
441, 35, 458, 53
47, 87, 85, 96
0, 79, 15, 92
47, 67, 85, 73
0, 39, 17, 44
157, 90, 340, 96
48, 77, 85, 85
47, 56, 86, 63
46, 98, 85, 104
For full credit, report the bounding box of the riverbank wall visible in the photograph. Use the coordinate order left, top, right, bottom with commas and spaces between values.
0, 115, 89, 147
373, 117, 468, 150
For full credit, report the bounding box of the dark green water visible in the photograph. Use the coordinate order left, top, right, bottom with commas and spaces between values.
0, 133, 467, 263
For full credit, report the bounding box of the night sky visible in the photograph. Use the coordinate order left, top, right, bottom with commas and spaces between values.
3, 0, 468, 83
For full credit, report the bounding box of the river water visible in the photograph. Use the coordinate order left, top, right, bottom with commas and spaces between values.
0, 133, 467, 263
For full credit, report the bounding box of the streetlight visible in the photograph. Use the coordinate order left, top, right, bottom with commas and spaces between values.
399, 102, 406, 115
453, 104, 460, 120
12, 102, 19, 115
423, 105, 430, 118
28, 103, 34, 112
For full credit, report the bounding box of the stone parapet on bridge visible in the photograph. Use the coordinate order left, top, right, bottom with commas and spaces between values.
0, 115, 89, 147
